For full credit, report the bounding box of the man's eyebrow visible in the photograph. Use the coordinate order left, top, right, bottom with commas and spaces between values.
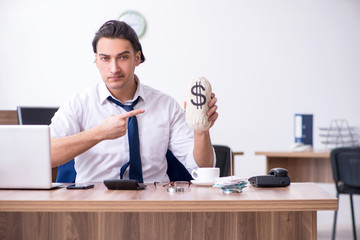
117, 51, 131, 56
98, 51, 131, 57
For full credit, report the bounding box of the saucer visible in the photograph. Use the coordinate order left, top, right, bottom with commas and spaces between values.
191, 180, 215, 186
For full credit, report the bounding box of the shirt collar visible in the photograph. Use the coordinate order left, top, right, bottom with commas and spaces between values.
98, 75, 146, 105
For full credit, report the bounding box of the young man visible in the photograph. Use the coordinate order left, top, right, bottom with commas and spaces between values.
50, 20, 218, 183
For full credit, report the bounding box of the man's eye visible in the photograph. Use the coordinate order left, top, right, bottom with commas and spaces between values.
101, 57, 109, 61
120, 55, 129, 60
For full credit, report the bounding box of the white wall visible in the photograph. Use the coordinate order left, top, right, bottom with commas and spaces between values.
1, 0, 360, 230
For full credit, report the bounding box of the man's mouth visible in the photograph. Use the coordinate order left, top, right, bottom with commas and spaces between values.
108, 75, 124, 80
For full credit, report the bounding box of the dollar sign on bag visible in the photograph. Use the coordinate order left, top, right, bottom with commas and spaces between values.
190, 81, 206, 109
186, 77, 212, 131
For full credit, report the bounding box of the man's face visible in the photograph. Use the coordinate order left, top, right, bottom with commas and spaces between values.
95, 37, 141, 93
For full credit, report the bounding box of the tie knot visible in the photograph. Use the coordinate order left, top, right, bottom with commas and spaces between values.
108, 96, 140, 112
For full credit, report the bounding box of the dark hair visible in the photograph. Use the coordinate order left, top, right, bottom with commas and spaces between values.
92, 20, 145, 63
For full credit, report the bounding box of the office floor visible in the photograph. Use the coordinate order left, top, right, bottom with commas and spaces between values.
318, 227, 360, 240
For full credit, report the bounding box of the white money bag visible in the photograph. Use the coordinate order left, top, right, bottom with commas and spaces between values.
186, 77, 212, 131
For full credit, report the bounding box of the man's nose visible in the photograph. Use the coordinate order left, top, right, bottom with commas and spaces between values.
110, 59, 121, 73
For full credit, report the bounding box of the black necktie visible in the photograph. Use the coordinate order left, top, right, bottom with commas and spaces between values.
107, 96, 143, 183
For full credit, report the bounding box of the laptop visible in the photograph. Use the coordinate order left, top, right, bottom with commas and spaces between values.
0, 125, 62, 189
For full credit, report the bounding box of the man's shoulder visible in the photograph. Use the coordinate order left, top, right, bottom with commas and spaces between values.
141, 83, 176, 102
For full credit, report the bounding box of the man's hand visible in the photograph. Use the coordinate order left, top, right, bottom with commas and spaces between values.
206, 92, 218, 129
97, 109, 145, 140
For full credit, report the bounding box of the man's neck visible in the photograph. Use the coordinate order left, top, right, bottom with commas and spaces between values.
111, 76, 138, 103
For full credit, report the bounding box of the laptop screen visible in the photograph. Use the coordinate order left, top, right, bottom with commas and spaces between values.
0, 125, 54, 189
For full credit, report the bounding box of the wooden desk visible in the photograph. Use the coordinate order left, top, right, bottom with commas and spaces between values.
0, 182, 337, 240
255, 151, 332, 183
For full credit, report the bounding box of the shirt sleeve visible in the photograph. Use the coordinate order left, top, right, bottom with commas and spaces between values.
49, 97, 82, 138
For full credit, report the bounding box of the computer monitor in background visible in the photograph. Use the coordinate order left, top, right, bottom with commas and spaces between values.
17, 106, 58, 125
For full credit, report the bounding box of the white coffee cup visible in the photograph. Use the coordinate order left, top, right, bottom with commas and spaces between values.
191, 167, 220, 182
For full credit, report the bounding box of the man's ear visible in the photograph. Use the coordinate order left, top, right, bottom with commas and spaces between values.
135, 51, 141, 66
94, 53, 98, 65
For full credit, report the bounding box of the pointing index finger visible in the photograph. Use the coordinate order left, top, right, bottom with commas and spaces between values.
122, 109, 145, 119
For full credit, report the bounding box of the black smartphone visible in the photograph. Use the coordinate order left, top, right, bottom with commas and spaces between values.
66, 184, 94, 189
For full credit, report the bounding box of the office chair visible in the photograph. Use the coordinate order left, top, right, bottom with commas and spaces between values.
213, 145, 232, 177
330, 147, 360, 240
17, 106, 77, 183
55, 145, 233, 182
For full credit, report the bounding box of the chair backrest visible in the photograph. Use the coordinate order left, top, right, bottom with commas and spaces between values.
330, 147, 360, 191
213, 145, 232, 177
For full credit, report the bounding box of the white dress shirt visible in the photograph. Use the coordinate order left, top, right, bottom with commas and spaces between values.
50, 78, 207, 183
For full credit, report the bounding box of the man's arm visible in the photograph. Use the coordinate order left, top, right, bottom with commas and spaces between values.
192, 93, 218, 167
51, 109, 145, 168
